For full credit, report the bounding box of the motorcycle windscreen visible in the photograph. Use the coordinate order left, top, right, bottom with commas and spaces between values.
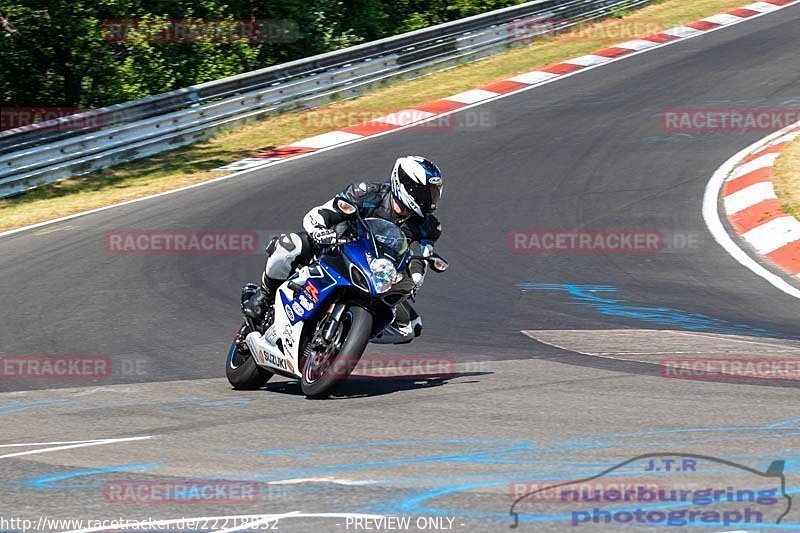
364, 218, 408, 263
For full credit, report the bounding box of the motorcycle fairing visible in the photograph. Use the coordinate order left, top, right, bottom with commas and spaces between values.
250, 217, 410, 376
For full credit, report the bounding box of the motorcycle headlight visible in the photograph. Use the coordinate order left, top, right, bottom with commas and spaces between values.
369, 258, 397, 294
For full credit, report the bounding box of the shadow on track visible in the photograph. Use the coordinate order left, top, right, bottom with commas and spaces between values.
251, 371, 493, 399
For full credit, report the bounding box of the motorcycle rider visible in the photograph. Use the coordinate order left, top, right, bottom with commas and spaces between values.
242, 155, 443, 339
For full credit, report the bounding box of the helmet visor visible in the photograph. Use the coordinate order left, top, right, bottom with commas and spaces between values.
397, 166, 442, 213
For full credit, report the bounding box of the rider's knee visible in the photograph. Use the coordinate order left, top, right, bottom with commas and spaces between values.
265, 233, 304, 280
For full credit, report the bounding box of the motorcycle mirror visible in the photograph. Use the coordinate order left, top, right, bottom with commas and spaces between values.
335, 197, 358, 215
425, 254, 449, 273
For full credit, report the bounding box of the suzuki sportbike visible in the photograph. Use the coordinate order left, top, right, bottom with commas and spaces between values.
225, 201, 448, 398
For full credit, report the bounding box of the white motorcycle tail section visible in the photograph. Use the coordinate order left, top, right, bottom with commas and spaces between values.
244, 279, 305, 378
271, 282, 305, 373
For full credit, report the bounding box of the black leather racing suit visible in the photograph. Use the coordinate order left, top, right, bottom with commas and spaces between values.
262, 181, 442, 288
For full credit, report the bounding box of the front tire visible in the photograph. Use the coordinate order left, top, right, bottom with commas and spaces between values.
226, 324, 273, 390
301, 306, 372, 399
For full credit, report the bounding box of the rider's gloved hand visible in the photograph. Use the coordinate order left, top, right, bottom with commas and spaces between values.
310, 228, 338, 246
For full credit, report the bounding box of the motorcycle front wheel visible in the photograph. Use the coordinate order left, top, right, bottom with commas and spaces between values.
226, 323, 274, 390
301, 305, 372, 399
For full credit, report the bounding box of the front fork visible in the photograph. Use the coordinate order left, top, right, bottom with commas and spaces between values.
318, 303, 347, 345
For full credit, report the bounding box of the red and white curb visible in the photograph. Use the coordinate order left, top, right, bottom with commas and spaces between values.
704, 122, 800, 299
2, 0, 799, 239
216, 0, 800, 173
724, 125, 800, 267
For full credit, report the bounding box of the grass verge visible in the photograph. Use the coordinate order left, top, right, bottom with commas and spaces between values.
773, 135, 800, 219
0, 0, 748, 231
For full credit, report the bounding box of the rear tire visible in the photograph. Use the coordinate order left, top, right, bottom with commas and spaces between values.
301, 306, 372, 399
226, 324, 273, 390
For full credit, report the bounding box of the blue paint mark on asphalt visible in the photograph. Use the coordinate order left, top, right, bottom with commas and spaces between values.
237, 440, 536, 481
162, 397, 251, 410
0, 396, 251, 417
518, 283, 784, 337
22, 462, 162, 489
0, 399, 81, 416
11, 413, 798, 529
389, 482, 800, 528
220, 417, 800, 528
238, 438, 531, 460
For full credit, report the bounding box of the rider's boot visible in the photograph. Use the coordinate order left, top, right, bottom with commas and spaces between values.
241, 277, 282, 323
408, 305, 423, 338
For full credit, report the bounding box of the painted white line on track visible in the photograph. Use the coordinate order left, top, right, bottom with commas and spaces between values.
702, 121, 800, 300
0, 439, 120, 448
0, 435, 153, 459
773, 131, 800, 144
2, 0, 798, 241
268, 477, 377, 486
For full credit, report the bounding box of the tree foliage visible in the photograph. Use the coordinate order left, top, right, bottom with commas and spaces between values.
0, 0, 524, 108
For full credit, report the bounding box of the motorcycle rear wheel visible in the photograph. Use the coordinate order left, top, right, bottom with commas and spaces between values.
226, 323, 274, 390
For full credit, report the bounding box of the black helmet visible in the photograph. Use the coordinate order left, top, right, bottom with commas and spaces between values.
390, 156, 443, 217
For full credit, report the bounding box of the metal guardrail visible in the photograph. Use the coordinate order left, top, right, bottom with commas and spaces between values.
0, 0, 651, 197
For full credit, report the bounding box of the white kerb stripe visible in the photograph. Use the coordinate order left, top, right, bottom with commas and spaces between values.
771, 130, 800, 145
443, 89, 500, 104
564, 54, 612, 67
615, 39, 659, 51
744, 2, 782, 12
289, 131, 363, 149
216, 158, 275, 172
374, 109, 435, 126
724, 182, 776, 215
662, 26, 704, 38
729, 152, 780, 179
742, 217, 800, 254
702, 13, 744, 25
507, 71, 559, 85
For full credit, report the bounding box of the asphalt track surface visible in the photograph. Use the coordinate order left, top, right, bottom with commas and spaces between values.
1, 6, 800, 532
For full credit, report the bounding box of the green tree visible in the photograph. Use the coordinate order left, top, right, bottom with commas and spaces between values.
0, 0, 527, 110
